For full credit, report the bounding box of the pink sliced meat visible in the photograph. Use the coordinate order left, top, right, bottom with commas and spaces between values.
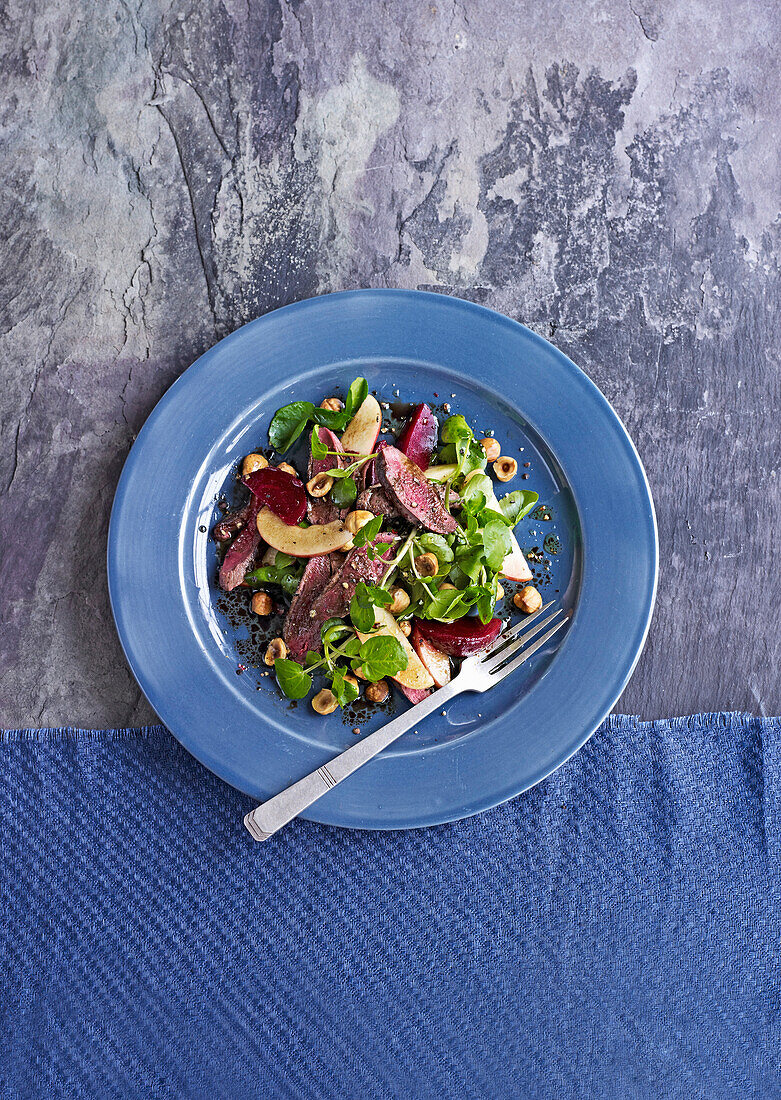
218, 497, 262, 591
398, 684, 431, 705
284, 538, 395, 659
283, 554, 335, 655
376, 445, 457, 535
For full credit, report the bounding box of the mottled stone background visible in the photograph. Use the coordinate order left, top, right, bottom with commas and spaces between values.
1, 0, 779, 727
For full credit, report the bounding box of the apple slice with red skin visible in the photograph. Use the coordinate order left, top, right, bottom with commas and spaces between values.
397, 403, 438, 471
411, 627, 451, 687
244, 466, 307, 525
413, 616, 502, 657
256, 507, 353, 557
340, 394, 382, 455
356, 607, 434, 691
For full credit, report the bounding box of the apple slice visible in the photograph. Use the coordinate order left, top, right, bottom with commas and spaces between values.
424, 463, 458, 483
462, 470, 533, 583
340, 394, 382, 455
356, 607, 434, 691
255, 507, 352, 557
411, 628, 451, 687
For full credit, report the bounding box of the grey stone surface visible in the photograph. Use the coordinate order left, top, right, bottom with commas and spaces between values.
1, 0, 779, 727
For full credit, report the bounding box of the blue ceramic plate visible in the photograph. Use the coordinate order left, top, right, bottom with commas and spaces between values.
108, 290, 657, 829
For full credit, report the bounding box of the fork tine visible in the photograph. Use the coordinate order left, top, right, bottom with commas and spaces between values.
480, 601, 554, 660
489, 614, 570, 680
482, 605, 561, 664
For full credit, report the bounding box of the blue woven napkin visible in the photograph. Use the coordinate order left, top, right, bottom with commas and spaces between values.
1, 715, 778, 1099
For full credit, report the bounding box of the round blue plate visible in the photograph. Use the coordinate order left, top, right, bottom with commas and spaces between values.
108, 290, 657, 829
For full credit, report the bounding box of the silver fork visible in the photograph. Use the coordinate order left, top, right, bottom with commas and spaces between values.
244, 603, 570, 841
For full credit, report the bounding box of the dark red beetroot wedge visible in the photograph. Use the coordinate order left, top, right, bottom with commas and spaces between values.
397, 403, 438, 471
218, 497, 262, 591
398, 684, 431, 704
413, 617, 501, 656
244, 466, 307, 525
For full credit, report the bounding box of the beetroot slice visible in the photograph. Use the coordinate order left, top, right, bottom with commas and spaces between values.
244, 466, 307, 525
398, 684, 431, 704
413, 617, 501, 656
397, 403, 438, 471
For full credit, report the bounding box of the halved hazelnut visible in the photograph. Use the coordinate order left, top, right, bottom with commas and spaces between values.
399, 620, 412, 637
320, 397, 343, 412
307, 472, 334, 497
312, 689, 338, 715
365, 680, 390, 704
414, 552, 439, 578
264, 638, 288, 666
493, 456, 518, 482
277, 462, 298, 477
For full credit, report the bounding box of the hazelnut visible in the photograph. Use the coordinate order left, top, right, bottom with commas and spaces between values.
493, 456, 518, 482
496, 583, 504, 601
277, 462, 298, 477
439, 582, 456, 591
479, 436, 501, 462
251, 592, 273, 616
242, 453, 268, 477
307, 471, 334, 497
388, 586, 410, 614
399, 620, 412, 637
264, 637, 288, 666
312, 689, 338, 715
345, 509, 375, 535
320, 396, 343, 412
414, 552, 439, 578
365, 680, 390, 704
513, 585, 543, 614
344, 673, 359, 692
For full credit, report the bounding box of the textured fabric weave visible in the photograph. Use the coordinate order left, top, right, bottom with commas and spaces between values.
1, 715, 779, 1099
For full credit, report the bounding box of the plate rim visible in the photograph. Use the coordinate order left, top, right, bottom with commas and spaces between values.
108, 288, 658, 829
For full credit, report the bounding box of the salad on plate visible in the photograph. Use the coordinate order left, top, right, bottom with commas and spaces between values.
213, 379, 545, 714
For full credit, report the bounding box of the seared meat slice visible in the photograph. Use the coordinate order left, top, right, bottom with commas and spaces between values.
283, 538, 395, 660
376, 445, 457, 535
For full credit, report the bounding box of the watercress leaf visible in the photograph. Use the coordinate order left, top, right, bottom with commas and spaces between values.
330, 667, 359, 708
342, 637, 362, 659
309, 425, 329, 460
479, 507, 511, 528
243, 565, 282, 587
273, 552, 294, 569
321, 618, 348, 646
330, 476, 357, 508
280, 572, 302, 595
462, 472, 493, 502
437, 444, 457, 464
441, 413, 472, 444
275, 658, 313, 700
268, 400, 315, 452
356, 635, 407, 680
352, 513, 384, 548
482, 520, 512, 572
304, 651, 321, 668
498, 489, 540, 526
312, 406, 347, 430
344, 377, 369, 419
476, 587, 495, 624
417, 533, 454, 566
455, 545, 486, 581
350, 594, 377, 633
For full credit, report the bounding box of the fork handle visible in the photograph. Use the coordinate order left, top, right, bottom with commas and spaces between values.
244, 681, 459, 840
